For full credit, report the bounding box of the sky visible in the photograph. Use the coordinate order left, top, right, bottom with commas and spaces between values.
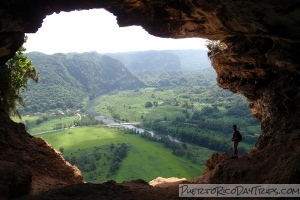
25, 9, 207, 54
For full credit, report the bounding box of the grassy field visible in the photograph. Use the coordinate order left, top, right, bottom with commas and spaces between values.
11, 115, 39, 123
30, 116, 78, 134
12, 115, 78, 134
94, 87, 260, 128
95, 87, 210, 122
93, 87, 260, 154
39, 126, 207, 183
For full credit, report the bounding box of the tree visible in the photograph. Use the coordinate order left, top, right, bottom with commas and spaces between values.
0, 36, 39, 118
59, 147, 64, 153
145, 101, 153, 108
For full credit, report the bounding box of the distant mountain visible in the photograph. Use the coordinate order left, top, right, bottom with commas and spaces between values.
133, 68, 217, 87
171, 50, 211, 70
22, 52, 144, 113
107, 49, 211, 71
107, 50, 181, 71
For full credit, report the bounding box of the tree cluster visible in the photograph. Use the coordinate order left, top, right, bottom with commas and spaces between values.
109, 143, 129, 174
65, 152, 98, 172
74, 115, 103, 126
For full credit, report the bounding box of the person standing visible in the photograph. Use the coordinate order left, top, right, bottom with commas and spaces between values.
231, 124, 240, 158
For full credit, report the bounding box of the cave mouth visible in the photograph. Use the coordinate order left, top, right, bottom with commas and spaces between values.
21, 8, 210, 185
17, 7, 262, 186
2, 1, 300, 199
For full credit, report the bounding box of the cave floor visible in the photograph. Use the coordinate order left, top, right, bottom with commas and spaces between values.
16, 178, 193, 200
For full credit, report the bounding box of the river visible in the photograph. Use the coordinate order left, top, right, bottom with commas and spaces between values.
87, 97, 181, 143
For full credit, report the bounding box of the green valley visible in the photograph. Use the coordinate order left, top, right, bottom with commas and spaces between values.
94, 85, 260, 154
39, 126, 206, 183
14, 50, 261, 184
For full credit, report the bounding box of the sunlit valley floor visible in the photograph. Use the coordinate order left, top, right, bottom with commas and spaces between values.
13, 50, 260, 185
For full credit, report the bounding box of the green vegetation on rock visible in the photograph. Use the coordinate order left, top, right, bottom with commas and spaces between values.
0, 37, 39, 117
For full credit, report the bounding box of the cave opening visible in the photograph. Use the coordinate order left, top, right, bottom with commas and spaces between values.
16, 8, 261, 185
2, 1, 300, 199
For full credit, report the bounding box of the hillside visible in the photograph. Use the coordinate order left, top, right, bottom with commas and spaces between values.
21, 50, 209, 114
22, 52, 144, 113
107, 49, 210, 71
133, 68, 216, 87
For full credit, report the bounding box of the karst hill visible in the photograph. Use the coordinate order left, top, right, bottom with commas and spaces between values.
0, 1, 300, 199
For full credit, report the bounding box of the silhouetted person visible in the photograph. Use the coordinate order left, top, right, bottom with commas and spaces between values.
231, 125, 240, 158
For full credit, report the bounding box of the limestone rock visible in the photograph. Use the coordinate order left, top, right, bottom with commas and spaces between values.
0, 0, 300, 199
0, 105, 83, 196
0, 161, 32, 199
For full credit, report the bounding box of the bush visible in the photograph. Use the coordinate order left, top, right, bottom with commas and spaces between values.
145, 101, 153, 108
59, 147, 64, 153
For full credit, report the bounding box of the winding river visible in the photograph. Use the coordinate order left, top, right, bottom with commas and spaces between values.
87, 97, 181, 143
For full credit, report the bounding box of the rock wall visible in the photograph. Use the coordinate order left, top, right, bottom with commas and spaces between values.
195, 35, 300, 184
0, 105, 82, 198
0, 0, 300, 197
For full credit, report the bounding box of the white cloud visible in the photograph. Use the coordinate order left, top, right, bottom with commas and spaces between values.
25, 9, 207, 54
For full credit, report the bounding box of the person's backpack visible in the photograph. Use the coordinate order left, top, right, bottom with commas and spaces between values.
236, 131, 242, 142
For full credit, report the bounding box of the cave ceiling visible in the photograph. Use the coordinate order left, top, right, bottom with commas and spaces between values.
1, 1, 300, 61
1, 0, 300, 125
